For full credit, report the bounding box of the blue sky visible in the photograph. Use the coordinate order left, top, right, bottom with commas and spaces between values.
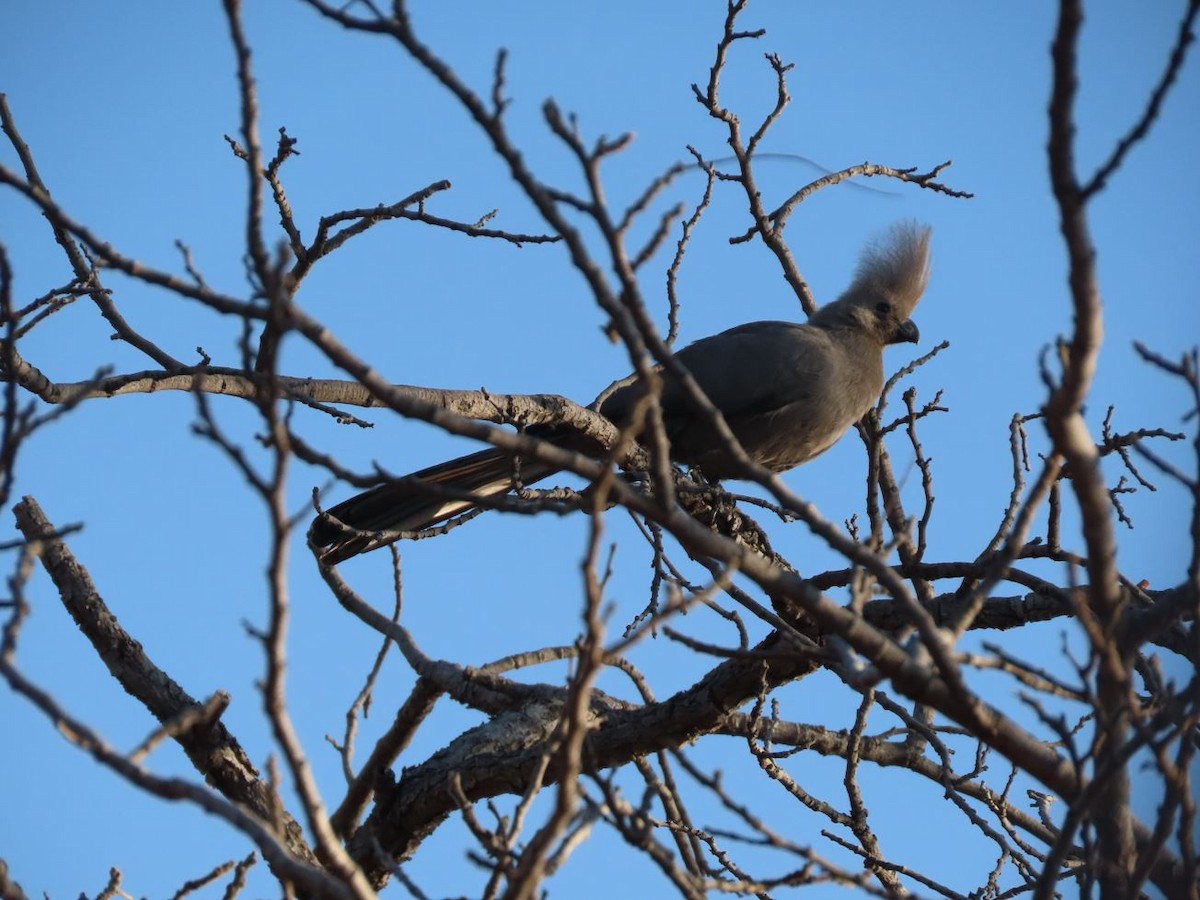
1, 2, 1197, 897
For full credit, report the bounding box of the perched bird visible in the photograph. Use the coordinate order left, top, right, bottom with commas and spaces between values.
313, 222, 931, 563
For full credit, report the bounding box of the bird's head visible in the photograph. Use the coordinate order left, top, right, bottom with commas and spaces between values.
836, 298, 921, 345
811, 221, 931, 347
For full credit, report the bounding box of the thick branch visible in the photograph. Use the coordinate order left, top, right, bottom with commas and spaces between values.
10, 496, 318, 873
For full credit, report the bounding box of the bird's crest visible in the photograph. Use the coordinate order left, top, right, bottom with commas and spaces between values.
844, 221, 932, 318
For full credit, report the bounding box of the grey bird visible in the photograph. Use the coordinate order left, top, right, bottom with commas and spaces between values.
312, 222, 931, 563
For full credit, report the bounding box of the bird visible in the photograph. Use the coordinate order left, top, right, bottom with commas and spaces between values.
312, 221, 931, 564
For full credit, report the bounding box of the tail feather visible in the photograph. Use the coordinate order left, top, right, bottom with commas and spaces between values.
312, 448, 558, 563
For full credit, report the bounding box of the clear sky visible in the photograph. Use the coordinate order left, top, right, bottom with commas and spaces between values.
1, 2, 1197, 898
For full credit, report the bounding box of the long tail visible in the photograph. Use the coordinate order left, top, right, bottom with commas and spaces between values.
311, 448, 559, 564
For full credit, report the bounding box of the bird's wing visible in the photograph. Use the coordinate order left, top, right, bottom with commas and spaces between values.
597, 321, 850, 476
661, 320, 831, 420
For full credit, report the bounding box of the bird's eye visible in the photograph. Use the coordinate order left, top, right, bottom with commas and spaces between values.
875, 301, 892, 315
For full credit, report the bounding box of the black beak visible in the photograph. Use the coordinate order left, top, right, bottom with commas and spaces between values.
891, 319, 920, 345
